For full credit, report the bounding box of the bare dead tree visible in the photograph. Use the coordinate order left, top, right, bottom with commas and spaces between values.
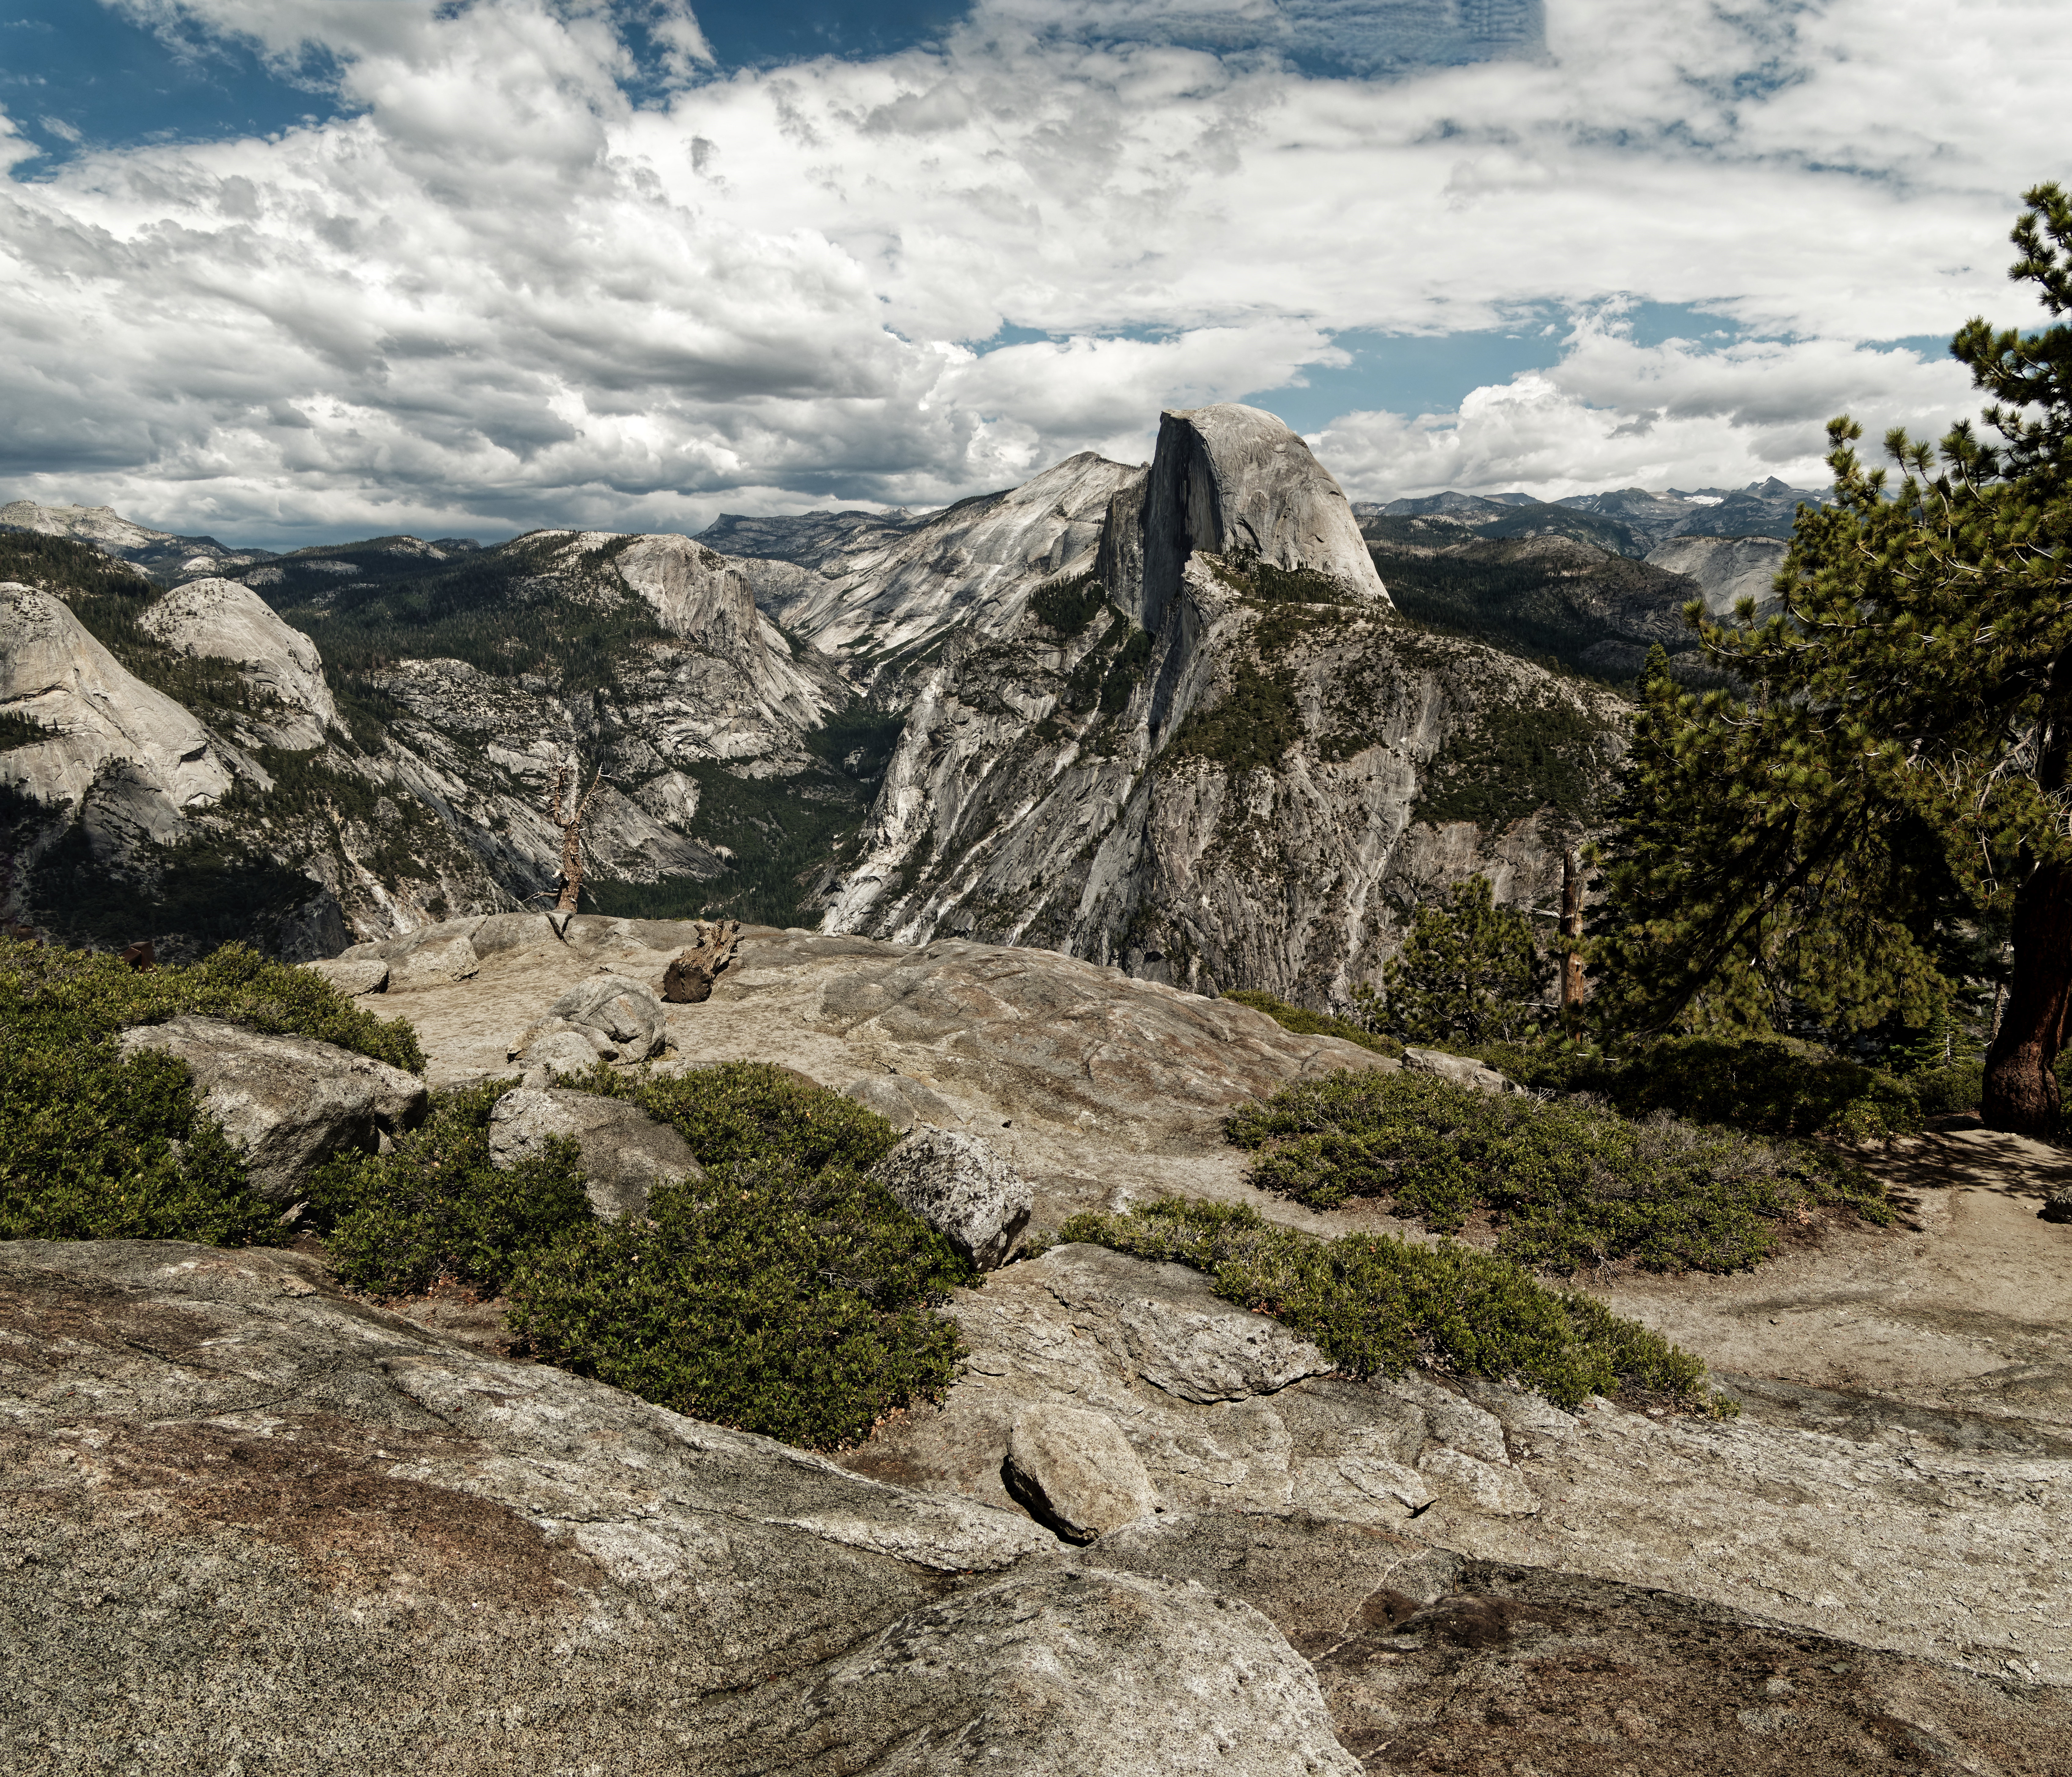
549, 754, 609, 915
1558, 847, 1588, 1039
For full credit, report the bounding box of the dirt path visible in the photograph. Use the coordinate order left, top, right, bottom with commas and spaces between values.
1591, 1119, 2072, 1437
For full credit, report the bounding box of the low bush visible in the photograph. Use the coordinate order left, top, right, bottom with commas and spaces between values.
1475, 1034, 1922, 1145
308, 1080, 592, 1297
1059, 1198, 1724, 1414
572, 1058, 906, 1174
1223, 988, 1404, 1058
1910, 1061, 1984, 1117
0, 938, 421, 1246
508, 1157, 971, 1450
1226, 1070, 1890, 1273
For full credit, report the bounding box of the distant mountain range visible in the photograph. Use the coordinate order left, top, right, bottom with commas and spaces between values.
1, 428, 1802, 1003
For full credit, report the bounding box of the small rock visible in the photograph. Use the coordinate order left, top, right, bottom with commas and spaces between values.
488, 1087, 701, 1221
303, 955, 390, 996
387, 933, 480, 990
1401, 1047, 1518, 1096
868, 1126, 1032, 1269
547, 973, 668, 1060
118, 1015, 427, 1202
1003, 1405, 1159, 1543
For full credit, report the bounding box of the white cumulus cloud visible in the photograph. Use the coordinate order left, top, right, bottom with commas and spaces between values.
0, 0, 2062, 542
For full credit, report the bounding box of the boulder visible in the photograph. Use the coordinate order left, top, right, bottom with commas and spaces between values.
302, 955, 389, 996
1004, 1404, 1160, 1543
117, 1015, 427, 1201
2042, 1186, 2072, 1225
487, 1087, 701, 1221
387, 933, 481, 990
868, 1126, 1032, 1269
1400, 1046, 1517, 1096
511, 973, 668, 1065
661, 917, 742, 1004
512, 1025, 616, 1073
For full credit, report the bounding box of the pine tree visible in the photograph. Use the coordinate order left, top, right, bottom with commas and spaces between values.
1593, 184, 2072, 1133
1383, 877, 1548, 1047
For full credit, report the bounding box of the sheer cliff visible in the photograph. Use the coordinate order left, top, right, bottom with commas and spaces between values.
816, 406, 1618, 1006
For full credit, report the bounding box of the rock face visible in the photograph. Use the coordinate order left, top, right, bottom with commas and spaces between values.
0, 583, 232, 831
709, 452, 1146, 660
869, 1126, 1034, 1269
1004, 1403, 1162, 1542
1128, 403, 1390, 635
1645, 533, 1789, 620
0, 1237, 1364, 1775
488, 1086, 700, 1220
841, 1242, 2072, 1691
137, 576, 340, 748
116, 1015, 428, 1201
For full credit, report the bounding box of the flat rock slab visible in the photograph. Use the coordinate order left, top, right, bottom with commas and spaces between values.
118, 1014, 427, 1201
0, 1238, 1369, 1775
1091, 1514, 2072, 1776
841, 1244, 2072, 1684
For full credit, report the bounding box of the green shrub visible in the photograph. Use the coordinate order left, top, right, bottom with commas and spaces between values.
1226, 1070, 1890, 1273
1222, 988, 1404, 1057
308, 1080, 593, 1297
572, 1058, 905, 1173
1910, 1061, 1983, 1116
1059, 1198, 1724, 1414
0, 938, 422, 1246
1476, 1034, 1922, 1145
1030, 571, 1109, 638
509, 1157, 970, 1449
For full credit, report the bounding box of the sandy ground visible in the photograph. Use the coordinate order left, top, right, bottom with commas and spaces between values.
1591, 1120, 2072, 1436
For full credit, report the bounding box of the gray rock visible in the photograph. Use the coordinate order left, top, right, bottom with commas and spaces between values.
1040, 1243, 1333, 1404
301, 955, 389, 996
0, 582, 232, 829
117, 1015, 427, 1201
386, 932, 481, 989
1134, 402, 1390, 635
769, 1562, 1362, 1776
513, 973, 668, 1064
842, 1072, 963, 1131
488, 1087, 701, 1221
510, 1024, 612, 1073
1401, 1046, 1517, 1095
1004, 1405, 1161, 1544
137, 576, 339, 749
869, 1126, 1032, 1270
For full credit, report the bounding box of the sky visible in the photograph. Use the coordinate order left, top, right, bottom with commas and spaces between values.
0, 1, 2063, 547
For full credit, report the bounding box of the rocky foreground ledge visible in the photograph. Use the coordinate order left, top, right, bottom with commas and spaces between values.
4, 914, 2071, 1772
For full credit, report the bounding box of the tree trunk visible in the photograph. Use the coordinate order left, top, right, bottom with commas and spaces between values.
1981, 856, 2072, 1136
1558, 848, 1588, 1039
